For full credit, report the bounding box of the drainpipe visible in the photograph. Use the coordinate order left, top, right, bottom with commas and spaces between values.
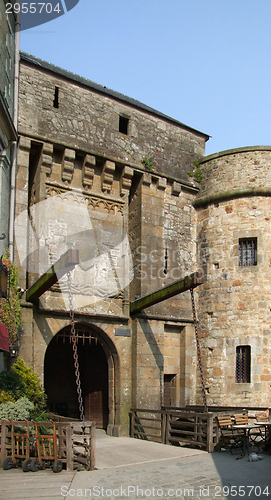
9, 11, 20, 262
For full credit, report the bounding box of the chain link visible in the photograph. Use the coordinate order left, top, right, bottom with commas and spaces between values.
67, 271, 85, 421
190, 288, 208, 412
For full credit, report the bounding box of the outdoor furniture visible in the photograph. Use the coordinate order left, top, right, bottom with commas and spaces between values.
233, 414, 263, 451
233, 414, 248, 425
255, 421, 271, 454
215, 415, 243, 453
232, 423, 262, 458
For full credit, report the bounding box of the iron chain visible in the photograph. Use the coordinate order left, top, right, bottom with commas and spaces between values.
190, 288, 208, 412
67, 271, 85, 421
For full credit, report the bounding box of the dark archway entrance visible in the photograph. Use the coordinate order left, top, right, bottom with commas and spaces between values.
44, 325, 109, 428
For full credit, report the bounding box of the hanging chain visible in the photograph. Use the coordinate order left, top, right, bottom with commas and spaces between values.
190, 288, 208, 412
67, 271, 85, 421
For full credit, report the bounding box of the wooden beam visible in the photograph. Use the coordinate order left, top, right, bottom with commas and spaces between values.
130, 271, 203, 315
26, 249, 79, 303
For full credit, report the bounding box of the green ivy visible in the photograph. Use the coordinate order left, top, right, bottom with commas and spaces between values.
0, 249, 21, 346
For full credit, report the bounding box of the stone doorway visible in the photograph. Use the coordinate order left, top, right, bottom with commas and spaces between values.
44, 324, 111, 429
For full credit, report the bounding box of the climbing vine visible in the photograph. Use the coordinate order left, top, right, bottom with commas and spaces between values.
0, 250, 21, 346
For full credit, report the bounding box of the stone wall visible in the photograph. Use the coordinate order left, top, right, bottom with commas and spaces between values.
0, 3, 16, 256
0, 3, 15, 121
198, 146, 271, 199
14, 55, 207, 431
195, 147, 271, 406
0, 154, 10, 255
19, 54, 206, 185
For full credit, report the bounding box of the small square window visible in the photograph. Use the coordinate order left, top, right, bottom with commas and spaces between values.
119, 116, 129, 134
236, 345, 251, 383
239, 238, 257, 266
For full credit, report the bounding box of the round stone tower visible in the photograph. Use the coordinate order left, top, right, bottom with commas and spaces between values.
194, 146, 271, 406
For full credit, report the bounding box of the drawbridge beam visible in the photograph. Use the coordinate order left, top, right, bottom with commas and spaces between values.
26, 249, 80, 303
130, 271, 203, 314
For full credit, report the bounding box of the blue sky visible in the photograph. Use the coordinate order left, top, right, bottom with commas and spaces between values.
20, 0, 271, 156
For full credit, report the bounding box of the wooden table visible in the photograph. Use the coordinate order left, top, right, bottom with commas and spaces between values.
232, 424, 262, 458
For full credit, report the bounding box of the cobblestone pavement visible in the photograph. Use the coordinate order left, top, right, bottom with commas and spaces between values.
1, 434, 271, 500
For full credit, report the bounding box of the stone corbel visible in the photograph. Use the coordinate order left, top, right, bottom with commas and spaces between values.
102, 160, 115, 193
61, 148, 76, 183
40, 142, 54, 177
82, 154, 95, 189
142, 172, 151, 186
120, 166, 133, 197
157, 177, 167, 190
18, 136, 31, 167
171, 181, 182, 196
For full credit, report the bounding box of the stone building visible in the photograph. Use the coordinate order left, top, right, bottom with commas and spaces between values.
195, 147, 271, 407
0, 0, 17, 256
14, 52, 271, 434
0, 0, 18, 369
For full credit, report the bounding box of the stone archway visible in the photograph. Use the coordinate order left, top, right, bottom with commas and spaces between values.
44, 323, 119, 430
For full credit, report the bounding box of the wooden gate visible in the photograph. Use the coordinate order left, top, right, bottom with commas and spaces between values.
44, 327, 109, 427
83, 340, 109, 428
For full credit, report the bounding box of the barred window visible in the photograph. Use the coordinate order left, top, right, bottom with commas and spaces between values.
239, 238, 257, 266
236, 345, 251, 383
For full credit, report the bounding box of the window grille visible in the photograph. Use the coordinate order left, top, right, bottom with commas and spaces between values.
236, 345, 251, 383
239, 238, 257, 266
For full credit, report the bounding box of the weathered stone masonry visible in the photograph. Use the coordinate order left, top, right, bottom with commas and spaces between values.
15, 53, 271, 432
195, 147, 271, 406
15, 52, 208, 434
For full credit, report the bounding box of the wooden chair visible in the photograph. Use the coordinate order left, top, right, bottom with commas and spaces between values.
233, 414, 248, 425
215, 415, 243, 453
255, 411, 270, 451
256, 410, 269, 423
233, 413, 263, 451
